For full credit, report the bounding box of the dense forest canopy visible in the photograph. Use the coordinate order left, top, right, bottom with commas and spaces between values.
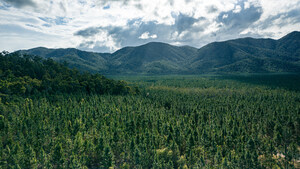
1, 0, 299, 167
0, 51, 139, 97
1, 67, 299, 168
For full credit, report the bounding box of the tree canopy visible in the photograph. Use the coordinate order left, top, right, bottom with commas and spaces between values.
0, 52, 138, 97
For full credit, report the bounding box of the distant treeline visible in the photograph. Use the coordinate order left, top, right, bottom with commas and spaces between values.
0, 51, 139, 96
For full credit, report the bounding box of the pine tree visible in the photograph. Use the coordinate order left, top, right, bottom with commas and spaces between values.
95, 137, 104, 166
134, 147, 141, 167
24, 145, 37, 168
52, 143, 64, 168
74, 132, 84, 154
38, 148, 50, 168
130, 138, 135, 159
221, 157, 228, 169
171, 142, 180, 169
103, 146, 113, 169
68, 153, 83, 169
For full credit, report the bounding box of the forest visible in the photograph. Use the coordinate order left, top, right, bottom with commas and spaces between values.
0, 52, 138, 97
0, 52, 299, 168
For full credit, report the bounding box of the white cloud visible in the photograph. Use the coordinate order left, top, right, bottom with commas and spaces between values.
222, 14, 228, 19
139, 32, 158, 39
238, 0, 300, 39
259, 0, 299, 20
244, 1, 250, 9
0, 0, 299, 52
233, 5, 242, 13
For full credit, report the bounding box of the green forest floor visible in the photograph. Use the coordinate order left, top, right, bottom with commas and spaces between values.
1, 74, 300, 168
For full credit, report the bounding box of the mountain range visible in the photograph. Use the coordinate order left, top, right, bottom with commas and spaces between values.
17, 31, 300, 74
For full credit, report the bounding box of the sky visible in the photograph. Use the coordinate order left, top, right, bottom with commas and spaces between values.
0, 0, 299, 53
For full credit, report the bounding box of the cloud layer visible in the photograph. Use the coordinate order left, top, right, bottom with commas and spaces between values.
0, 0, 299, 52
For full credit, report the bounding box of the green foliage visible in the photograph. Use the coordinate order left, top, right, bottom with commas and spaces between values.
103, 146, 114, 168
0, 75, 299, 168
0, 52, 137, 96
52, 142, 64, 167
18, 47, 108, 73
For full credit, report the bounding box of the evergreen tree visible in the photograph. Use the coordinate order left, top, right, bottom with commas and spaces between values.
23, 145, 37, 168
51, 143, 64, 168
134, 147, 141, 167
103, 146, 113, 169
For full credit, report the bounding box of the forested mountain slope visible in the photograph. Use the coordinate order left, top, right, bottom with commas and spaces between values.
0, 52, 137, 96
190, 33, 300, 73
17, 31, 300, 74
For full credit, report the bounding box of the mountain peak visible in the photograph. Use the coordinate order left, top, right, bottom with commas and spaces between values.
279, 31, 300, 40
31, 47, 49, 50
140, 41, 170, 47
288, 31, 300, 35
14, 31, 300, 74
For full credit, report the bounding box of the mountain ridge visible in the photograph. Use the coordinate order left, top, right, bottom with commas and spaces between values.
16, 31, 300, 74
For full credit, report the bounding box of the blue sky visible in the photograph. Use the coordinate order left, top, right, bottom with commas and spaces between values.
0, 0, 299, 53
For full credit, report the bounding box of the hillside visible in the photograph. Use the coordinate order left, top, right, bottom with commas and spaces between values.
16, 31, 300, 74
18, 47, 109, 73
190, 32, 300, 73
109, 42, 198, 74
0, 52, 137, 96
